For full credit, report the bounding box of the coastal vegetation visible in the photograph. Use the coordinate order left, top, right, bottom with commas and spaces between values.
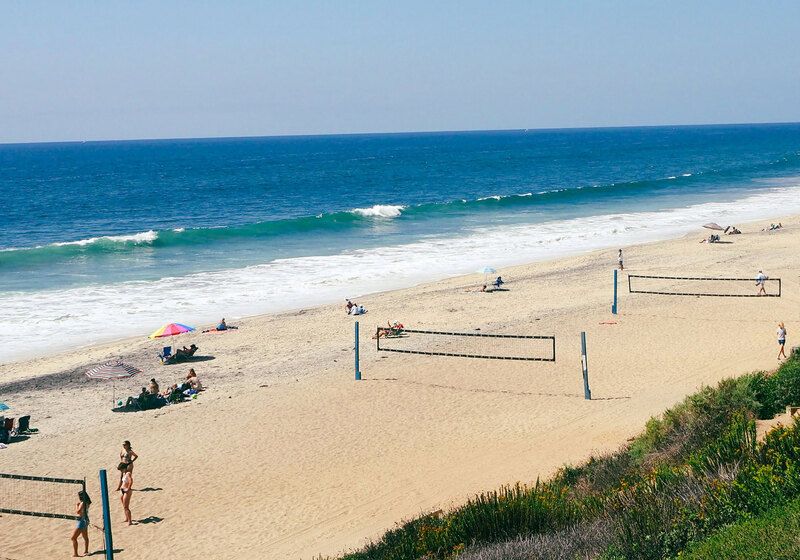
339, 355, 800, 559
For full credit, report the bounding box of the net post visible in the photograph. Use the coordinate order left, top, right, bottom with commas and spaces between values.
354, 321, 361, 381
581, 331, 591, 400
98, 469, 114, 560
612, 269, 618, 315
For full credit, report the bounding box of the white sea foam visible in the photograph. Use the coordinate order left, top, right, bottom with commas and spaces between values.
173, 227, 186, 233
3, 186, 800, 363
350, 205, 405, 218
52, 230, 158, 247
477, 195, 502, 201
682, 173, 693, 177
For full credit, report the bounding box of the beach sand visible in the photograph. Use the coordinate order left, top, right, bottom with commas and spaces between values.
1, 217, 798, 560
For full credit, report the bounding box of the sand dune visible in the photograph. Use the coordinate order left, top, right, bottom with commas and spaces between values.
1, 217, 798, 559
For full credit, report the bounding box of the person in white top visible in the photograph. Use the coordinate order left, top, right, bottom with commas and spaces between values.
777, 322, 787, 360
617, 249, 624, 271
755, 270, 768, 296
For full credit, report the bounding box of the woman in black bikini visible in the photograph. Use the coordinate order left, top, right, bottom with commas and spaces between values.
115, 441, 137, 491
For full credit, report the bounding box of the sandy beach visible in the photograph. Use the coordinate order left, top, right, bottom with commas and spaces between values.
1, 215, 798, 560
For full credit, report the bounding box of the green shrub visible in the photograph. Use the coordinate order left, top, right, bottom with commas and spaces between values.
682, 497, 800, 559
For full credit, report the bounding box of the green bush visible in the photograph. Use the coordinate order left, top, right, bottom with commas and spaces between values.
682, 497, 800, 559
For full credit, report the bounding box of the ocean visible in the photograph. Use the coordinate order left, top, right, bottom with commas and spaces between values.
2, 124, 800, 363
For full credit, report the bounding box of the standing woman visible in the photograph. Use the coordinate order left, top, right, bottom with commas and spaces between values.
778, 322, 787, 360
118, 462, 133, 526
115, 441, 137, 491
70, 490, 91, 557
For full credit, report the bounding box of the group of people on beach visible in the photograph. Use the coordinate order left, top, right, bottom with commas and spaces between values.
125, 368, 203, 410
345, 299, 367, 315
70, 440, 138, 556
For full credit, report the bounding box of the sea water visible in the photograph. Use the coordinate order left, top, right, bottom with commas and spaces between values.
1, 124, 800, 362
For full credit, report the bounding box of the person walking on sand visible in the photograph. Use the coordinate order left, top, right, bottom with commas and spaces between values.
70, 490, 91, 557
118, 462, 133, 526
756, 269, 768, 296
617, 249, 624, 271
778, 322, 787, 360
115, 440, 138, 491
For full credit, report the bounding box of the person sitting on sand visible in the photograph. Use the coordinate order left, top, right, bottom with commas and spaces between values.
345, 300, 354, 314
148, 378, 159, 395
186, 368, 203, 391
217, 318, 227, 330
124, 388, 148, 409
351, 304, 366, 316
493, 276, 505, 289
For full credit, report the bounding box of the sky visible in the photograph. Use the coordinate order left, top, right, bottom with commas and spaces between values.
1, 1, 799, 143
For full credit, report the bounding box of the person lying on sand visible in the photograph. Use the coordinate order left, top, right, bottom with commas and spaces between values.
374, 321, 405, 338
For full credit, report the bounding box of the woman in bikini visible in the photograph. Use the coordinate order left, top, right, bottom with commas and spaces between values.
118, 462, 133, 525
115, 441, 137, 491
70, 490, 91, 557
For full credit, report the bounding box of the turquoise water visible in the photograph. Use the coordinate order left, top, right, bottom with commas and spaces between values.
1, 124, 799, 361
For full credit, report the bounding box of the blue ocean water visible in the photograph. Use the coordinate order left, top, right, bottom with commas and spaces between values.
2, 124, 800, 362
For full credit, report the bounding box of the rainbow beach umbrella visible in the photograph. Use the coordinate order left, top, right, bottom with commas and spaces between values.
148, 323, 195, 339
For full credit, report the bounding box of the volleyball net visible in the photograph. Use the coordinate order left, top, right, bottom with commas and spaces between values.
0, 472, 85, 520
628, 275, 781, 297
376, 328, 556, 362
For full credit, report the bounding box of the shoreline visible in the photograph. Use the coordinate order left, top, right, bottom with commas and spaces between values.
1, 212, 798, 559
2, 205, 798, 368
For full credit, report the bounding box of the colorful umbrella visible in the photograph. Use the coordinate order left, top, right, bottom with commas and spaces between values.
86, 361, 142, 380
148, 323, 195, 339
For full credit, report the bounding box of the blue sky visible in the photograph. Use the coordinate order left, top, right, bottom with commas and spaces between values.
1, 1, 799, 143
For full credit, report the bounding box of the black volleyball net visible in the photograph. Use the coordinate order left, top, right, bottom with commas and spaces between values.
0, 472, 86, 520
376, 328, 556, 362
628, 274, 781, 297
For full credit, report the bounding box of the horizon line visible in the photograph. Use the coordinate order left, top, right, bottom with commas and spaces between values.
2, 119, 799, 147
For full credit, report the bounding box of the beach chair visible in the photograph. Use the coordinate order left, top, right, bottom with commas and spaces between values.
158, 346, 173, 363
